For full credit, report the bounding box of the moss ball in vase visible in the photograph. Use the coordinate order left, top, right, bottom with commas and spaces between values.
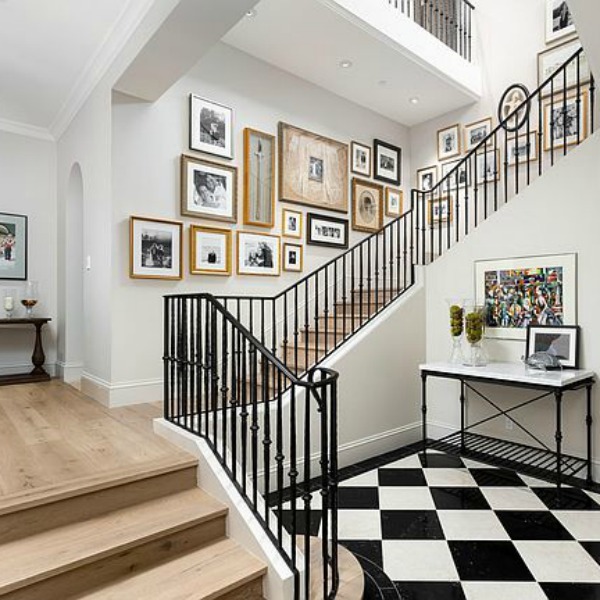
446, 300, 465, 364
464, 306, 487, 367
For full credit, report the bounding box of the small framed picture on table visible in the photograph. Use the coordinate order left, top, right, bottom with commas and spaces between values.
526, 325, 580, 368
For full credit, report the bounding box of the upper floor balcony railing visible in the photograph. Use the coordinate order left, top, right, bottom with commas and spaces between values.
387, 0, 474, 61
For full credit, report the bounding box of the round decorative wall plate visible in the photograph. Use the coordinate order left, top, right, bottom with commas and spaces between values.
498, 84, 530, 132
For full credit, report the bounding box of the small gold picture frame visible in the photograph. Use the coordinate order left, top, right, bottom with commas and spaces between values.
190, 225, 232, 276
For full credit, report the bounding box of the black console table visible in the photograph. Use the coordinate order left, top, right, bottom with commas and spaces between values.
0, 318, 52, 385
420, 362, 596, 490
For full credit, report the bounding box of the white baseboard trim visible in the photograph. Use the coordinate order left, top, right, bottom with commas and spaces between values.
56, 361, 84, 383
81, 372, 162, 407
0, 362, 57, 377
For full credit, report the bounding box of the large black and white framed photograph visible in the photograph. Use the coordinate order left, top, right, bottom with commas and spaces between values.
237, 231, 280, 276
464, 117, 492, 152
181, 154, 238, 223
189, 94, 233, 159
190, 225, 232, 276
437, 124, 461, 161
307, 213, 349, 249
0, 213, 27, 281
129, 216, 183, 280
441, 159, 470, 190
543, 90, 588, 151
351, 141, 372, 177
282, 208, 302, 239
417, 166, 438, 192
373, 139, 401, 185
283, 243, 303, 273
546, 0, 576, 45
526, 325, 580, 368
538, 38, 590, 93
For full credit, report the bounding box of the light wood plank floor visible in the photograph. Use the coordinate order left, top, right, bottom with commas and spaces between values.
0, 380, 191, 499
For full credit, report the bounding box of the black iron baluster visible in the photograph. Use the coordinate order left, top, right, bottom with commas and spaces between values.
283, 293, 288, 368
324, 266, 329, 359
289, 382, 298, 596
538, 89, 544, 178
231, 325, 238, 481
275, 369, 284, 543
240, 337, 248, 495
203, 300, 210, 438
550, 78, 555, 165
294, 287, 299, 375
367, 237, 372, 317
315, 273, 320, 371
577, 54, 582, 147
262, 356, 271, 528
210, 304, 219, 445
333, 261, 338, 353
591, 74, 596, 133
303, 382, 312, 600
563, 66, 568, 156
221, 309, 229, 462
250, 345, 259, 510
358, 244, 364, 332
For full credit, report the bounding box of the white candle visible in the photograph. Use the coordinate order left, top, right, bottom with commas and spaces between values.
4, 297, 14, 311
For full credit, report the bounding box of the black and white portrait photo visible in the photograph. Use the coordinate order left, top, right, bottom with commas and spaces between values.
309, 157, 324, 182
422, 173, 433, 190
181, 155, 237, 223
417, 166, 437, 193
283, 243, 303, 272
307, 213, 349, 248
351, 142, 372, 177
237, 232, 280, 276
437, 124, 461, 161
189, 95, 233, 159
544, 92, 588, 151
546, 0, 575, 43
282, 209, 302, 239
353, 179, 383, 233
373, 140, 401, 185
130, 216, 182, 280
191, 226, 231, 276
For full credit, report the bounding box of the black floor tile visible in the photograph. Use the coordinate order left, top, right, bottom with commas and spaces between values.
394, 582, 466, 600
381, 510, 445, 540
496, 510, 574, 540
449, 540, 534, 581
379, 468, 427, 487
338, 486, 380, 509
279, 509, 321, 536
340, 539, 383, 567
542, 583, 600, 600
420, 453, 465, 468
532, 487, 600, 510
470, 468, 526, 487
431, 487, 491, 510
581, 542, 600, 567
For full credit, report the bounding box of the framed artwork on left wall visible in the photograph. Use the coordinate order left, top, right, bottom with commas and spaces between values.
0, 213, 27, 281
129, 216, 183, 280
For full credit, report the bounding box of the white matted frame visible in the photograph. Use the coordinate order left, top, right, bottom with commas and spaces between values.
282, 209, 303, 239
475, 253, 577, 340
545, 0, 577, 45
526, 324, 580, 368
189, 95, 233, 159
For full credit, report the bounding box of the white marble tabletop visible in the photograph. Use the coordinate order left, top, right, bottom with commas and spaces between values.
419, 361, 595, 388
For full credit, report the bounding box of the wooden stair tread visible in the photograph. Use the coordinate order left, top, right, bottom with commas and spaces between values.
74, 538, 266, 600
0, 488, 226, 594
0, 454, 198, 516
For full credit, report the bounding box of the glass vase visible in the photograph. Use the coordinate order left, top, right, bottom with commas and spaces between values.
446, 299, 465, 365
21, 281, 39, 318
3, 288, 16, 318
464, 305, 488, 367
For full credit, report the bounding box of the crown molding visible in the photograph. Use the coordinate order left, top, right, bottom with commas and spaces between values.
0, 117, 54, 141
49, 0, 157, 141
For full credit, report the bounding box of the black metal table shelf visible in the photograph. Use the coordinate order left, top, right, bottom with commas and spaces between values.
419, 362, 596, 491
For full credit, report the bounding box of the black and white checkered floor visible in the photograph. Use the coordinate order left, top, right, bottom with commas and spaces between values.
281, 449, 600, 600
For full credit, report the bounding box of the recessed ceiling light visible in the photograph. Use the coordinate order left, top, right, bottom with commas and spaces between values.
246, 9, 257, 17
409, 97, 420, 105
339, 60, 353, 69
378, 80, 388, 86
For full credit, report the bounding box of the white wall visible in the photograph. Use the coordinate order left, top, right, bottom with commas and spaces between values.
410, 0, 546, 186
424, 132, 600, 475
109, 42, 412, 402
0, 131, 57, 375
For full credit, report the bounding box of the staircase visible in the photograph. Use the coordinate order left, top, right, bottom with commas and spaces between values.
0, 456, 265, 599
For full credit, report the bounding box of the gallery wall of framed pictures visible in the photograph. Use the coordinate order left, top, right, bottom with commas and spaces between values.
128, 91, 407, 282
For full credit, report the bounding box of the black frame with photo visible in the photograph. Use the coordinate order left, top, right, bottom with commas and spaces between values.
306, 213, 349, 249
526, 324, 580, 369
373, 139, 402, 186
0, 212, 28, 281
189, 94, 234, 160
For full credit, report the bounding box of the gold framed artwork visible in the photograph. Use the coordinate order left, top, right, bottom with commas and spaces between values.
441, 159, 470, 190
282, 208, 302, 239
507, 132, 539, 167
437, 124, 461, 161
464, 117, 493, 152
352, 178, 383, 233
180, 154, 238, 223
543, 90, 588, 151
427, 196, 454, 227
385, 188, 403, 217
190, 225, 232, 276
243, 128, 275, 228
129, 216, 183, 280
283, 243, 303, 272
538, 39, 590, 93
237, 231, 281, 276
278, 122, 348, 213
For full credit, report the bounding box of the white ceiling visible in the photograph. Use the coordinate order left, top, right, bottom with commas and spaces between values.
224, 0, 478, 127
0, 0, 147, 131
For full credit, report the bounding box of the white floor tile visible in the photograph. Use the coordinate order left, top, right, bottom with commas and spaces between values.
382, 540, 459, 581
520, 475, 558, 488
481, 487, 547, 511
462, 582, 547, 600
424, 468, 478, 487
337, 509, 382, 540
339, 470, 379, 487
553, 511, 600, 541
378, 487, 435, 510
384, 454, 422, 469
437, 510, 509, 540
462, 458, 497, 469
515, 541, 600, 582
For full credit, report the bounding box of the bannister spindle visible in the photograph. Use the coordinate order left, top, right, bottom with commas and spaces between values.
231, 326, 238, 481
324, 266, 329, 358
576, 55, 582, 147
210, 304, 218, 445
262, 357, 271, 528
240, 337, 248, 494
550, 78, 555, 165
221, 308, 229, 460
304, 280, 309, 377
315, 274, 320, 370
250, 346, 259, 510
590, 74, 596, 133
538, 91, 544, 177
303, 383, 312, 600
294, 287, 299, 375
367, 237, 372, 316
493, 132, 499, 212
563, 66, 568, 156
275, 369, 284, 543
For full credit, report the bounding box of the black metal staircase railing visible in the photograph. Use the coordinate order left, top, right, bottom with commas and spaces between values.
387, 0, 475, 61
413, 47, 596, 265
164, 293, 339, 599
